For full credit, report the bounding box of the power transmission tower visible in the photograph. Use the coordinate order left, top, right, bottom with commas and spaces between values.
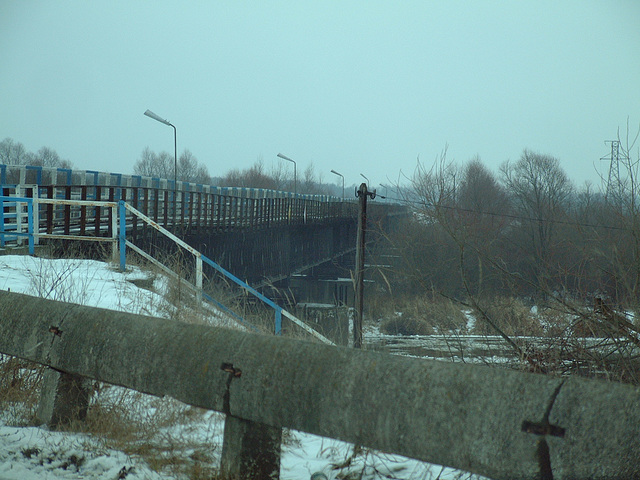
601, 140, 624, 200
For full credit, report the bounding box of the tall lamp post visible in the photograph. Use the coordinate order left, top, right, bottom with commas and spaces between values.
360, 173, 370, 186
144, 109, 177, 226
277, 153, 297, 195
330, 169, 344, 200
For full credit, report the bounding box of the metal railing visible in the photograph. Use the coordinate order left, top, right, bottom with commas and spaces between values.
118, 201, 334, 344
0, 193, 334, 344
0, 195, 35, 254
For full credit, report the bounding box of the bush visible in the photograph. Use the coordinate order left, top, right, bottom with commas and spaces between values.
472, 297, 543, 337
380, 315, 434, 335
0, 355, 44, 425
379, 296, 467, 335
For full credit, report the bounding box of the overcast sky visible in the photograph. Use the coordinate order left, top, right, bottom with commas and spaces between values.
1, 1, 639, 193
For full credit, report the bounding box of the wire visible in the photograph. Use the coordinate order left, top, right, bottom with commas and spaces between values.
384, 196, 632, 233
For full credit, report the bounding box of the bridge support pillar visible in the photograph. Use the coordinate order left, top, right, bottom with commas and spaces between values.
35, 368, 90, 429
220, 415, 282, 480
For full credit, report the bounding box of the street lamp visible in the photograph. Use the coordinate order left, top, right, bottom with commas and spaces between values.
277, 153, 297, 195
144, 109, 177, 225
360, 173, 369, 186
330, 169, 344, 200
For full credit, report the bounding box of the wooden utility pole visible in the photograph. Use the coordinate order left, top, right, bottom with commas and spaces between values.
354, 182, 375, 348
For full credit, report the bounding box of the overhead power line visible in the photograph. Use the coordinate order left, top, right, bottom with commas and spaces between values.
385, 196, 632, 233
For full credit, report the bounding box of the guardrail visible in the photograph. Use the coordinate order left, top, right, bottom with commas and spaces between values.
0, 162, 356, 238
1, 290, 639, 479
0, 194, 120, 258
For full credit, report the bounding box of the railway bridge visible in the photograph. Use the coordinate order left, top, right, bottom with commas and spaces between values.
0, 164, 408, 307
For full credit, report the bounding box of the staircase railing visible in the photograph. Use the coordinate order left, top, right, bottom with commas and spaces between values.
117, 201, 335, 344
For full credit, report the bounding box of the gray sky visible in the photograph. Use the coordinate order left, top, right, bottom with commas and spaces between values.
1, 1, 639, 192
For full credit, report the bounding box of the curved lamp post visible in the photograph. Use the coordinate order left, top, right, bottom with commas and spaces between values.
330, 169, 345, 200
277, 153, 297, 194
144, 109, 177, 225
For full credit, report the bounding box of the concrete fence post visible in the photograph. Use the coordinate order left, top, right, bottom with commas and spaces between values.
35, 368, 91, 429
220, 415, 282, 480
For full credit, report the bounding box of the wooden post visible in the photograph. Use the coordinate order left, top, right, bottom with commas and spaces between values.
80, 185, 87, 236
94, 185, 101, 236
354, 182, 368, 349
63, 187, 71, 235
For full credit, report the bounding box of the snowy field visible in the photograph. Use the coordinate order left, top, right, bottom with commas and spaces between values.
0, 254, 483, 480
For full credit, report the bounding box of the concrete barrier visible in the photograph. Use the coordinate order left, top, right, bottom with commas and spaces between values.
0, 290, 639, 479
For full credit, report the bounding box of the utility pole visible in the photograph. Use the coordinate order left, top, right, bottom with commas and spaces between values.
354, 182, 376, 348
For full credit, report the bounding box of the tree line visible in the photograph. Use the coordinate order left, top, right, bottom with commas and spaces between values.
389, 130, 640, 312
133, 149, 341, 196
0, 138, 73, 169
0, 138, 341, 195
133, 147, 212, 185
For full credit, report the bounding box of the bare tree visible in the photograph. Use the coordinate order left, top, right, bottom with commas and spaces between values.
178, 149, 210, 184
194, 164, 211, 185
500, 150, 573, 291
0, 139, 71, 168
177, 149, 198, 182
269, 161, 288, 190
301, 162, 325, 194
132, 147, 158, 177
410, 147, 459, 216
455, 157, 511, 296
133, 147, 210, 184
33, 146, 72, 168
396, 150, 531, 358
386, 143, 640, 382
218, 158, 333, 194
0, 138, 30, 165
218, 159, 278, 189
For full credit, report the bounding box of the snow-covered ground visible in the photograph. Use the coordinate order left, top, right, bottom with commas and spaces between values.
0, 254, 482, 479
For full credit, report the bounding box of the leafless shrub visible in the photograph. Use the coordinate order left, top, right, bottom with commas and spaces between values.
471, 297, 543, 337
78, 384, 222, 478
379, 295, 467, 336
0, 355, 45, 425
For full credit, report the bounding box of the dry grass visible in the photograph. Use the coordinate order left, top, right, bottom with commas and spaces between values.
0, 355, 45, 425
471, 296, 543, 337
378, 295, 467, 336
79, 385, 222, 479
0, 359, 225, 478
